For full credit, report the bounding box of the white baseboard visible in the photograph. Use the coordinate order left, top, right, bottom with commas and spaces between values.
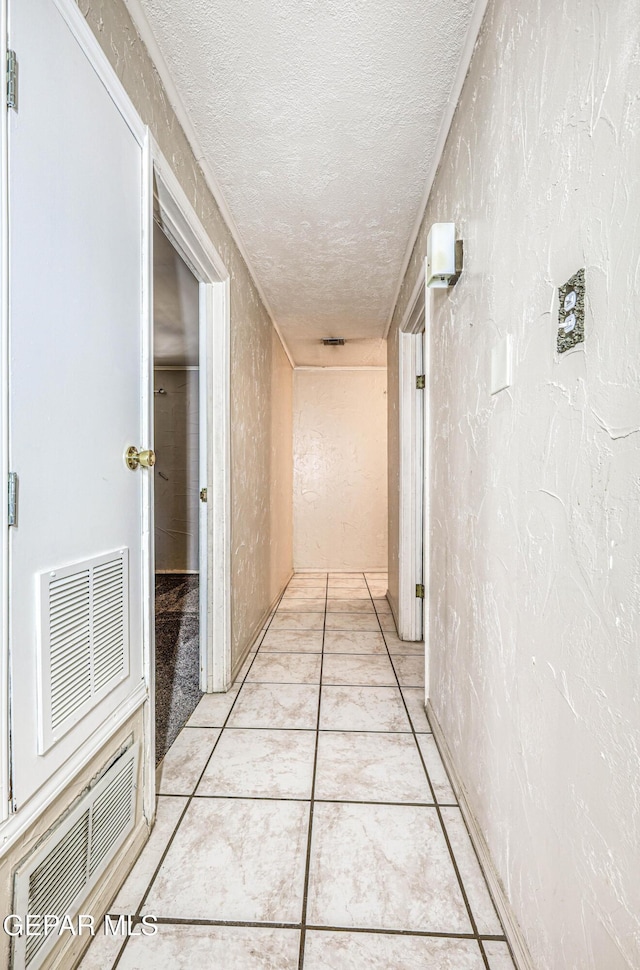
293, 567, 387, 574
426, 701, 537, 970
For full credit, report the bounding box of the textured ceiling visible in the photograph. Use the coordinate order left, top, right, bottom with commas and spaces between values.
138, 0, 477, 366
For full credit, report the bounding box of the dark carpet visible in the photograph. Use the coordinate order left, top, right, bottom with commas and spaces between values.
155, 574, 203, 764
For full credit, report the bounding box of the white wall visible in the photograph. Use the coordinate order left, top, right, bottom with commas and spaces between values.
154, 369, 199, 572
294, 369, 387, 571
387, 1, 640, 968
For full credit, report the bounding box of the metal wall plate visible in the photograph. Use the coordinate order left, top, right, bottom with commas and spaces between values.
557, 268, 585, 354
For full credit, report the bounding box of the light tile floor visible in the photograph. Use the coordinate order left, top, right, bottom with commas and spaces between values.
80, 572, 516, 970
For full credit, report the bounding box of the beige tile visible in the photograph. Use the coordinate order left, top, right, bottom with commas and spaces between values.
143, 798, 309, 923
304, 932, 485, 970
186, 689, 240, 727
392, 654, 425, 687
307, 802, 471, 932
287, 577, 327, 589
328, 577, 368, 589
294, 572, 327, 579
111, 796, 188, 915
329, 572, 364, 579
320, 686, 410, 733
327, 587, 371, 600
417, 735, 457, 803
198, 729, 316, 799
372, 597, 392, 613
325, 613, 380, 632
282, 587, 327, 600
384, 633, 424, 655
269, 612, 324, 631
441, 807, 502, 935
323, 631, 386, 654
326, 598, 375, 613
322, 654, 396, 687
118, 924, 300, 970
78, 928, 126, 969
156, 728, 221, 795
248, 652, 322, 684
278, 597, 326, 613
236, 653, 255, 682
261, 630, 323, 653
378, 613, 398, 632
364, 573, 387, 581
315, 732, 432, 803
227, 683, 319, 729
483, 941, 517, 970
402, 687, 431, 733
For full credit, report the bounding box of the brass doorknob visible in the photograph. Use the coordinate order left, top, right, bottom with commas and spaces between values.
125, 446, 156, 470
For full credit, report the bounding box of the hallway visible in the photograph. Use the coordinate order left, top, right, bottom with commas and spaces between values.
81, 572, 514, 970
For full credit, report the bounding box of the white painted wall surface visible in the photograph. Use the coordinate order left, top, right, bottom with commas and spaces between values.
269, 330, 294, 601
154, 370, 199, 572
387, 2, 640, 968
294, 370, 387, 571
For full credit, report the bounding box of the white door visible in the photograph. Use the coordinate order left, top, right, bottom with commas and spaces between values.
8, 0, 149, 808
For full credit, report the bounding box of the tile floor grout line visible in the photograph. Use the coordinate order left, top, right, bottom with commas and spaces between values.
364, 575, 493, 970
297, 571, 329, 970
109, 583, 292, 969
184, 725, 430, 735
130, 915, 505, 941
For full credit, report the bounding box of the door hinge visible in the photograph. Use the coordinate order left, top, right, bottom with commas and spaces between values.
6, 50, 17, 110
416, 375, 425, 389
199, 487, 207, 503
8, 472, 17, 526
415, 583, 425, 599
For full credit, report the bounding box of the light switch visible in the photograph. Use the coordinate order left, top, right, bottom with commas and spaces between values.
491, 334, 513, 395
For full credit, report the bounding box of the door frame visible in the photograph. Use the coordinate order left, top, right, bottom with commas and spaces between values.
151, 143, 232, 701
397, 260, 431, 692
0, 0, 9, 823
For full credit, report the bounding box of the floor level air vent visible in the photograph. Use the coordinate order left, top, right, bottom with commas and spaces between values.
38, 550, 130, 753
12, 743, 138, 970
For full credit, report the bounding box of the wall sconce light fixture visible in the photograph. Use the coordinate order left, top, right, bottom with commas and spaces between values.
426, 222, 463, 288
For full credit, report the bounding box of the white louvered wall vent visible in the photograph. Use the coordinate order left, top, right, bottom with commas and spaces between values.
12, 744, 139, 970
38, 550, 130, 753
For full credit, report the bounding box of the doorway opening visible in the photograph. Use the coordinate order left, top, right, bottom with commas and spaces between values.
153, 223, 203, 762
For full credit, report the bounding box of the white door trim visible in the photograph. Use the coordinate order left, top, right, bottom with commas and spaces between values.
151, 143, 232, 694
422, 299, 431, 701
397, 262, 430, 674
0, 0, 9, 823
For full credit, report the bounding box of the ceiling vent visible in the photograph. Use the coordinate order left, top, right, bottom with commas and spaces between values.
322, 338, 345, 346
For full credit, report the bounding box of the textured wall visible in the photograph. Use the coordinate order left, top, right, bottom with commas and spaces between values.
79, 0, 294, 668
388, 1, 640, 968
269, 330, 294, 601
294, 370, 387, 570
154, 370, 199, 572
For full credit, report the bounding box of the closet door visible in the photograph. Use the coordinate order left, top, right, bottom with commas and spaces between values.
7, 0, 150, 808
